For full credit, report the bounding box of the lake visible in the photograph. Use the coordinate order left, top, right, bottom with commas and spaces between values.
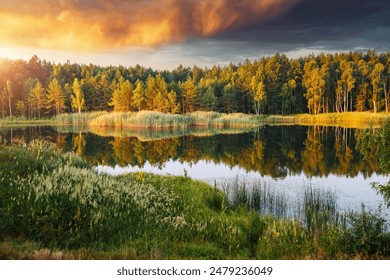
1, 125, 389, 215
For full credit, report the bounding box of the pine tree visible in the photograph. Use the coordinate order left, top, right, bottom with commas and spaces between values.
166, 90, 180, 114
46, 78, 66, 115
109, 77, 133, 112
181, 77, 197, 113
28, 81, 46, 119
202, 86, 217, 111
131, 80, 145, 111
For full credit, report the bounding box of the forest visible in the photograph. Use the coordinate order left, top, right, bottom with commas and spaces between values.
0, 50, 389, 119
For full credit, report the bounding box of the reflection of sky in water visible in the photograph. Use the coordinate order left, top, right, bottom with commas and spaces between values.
96, 159, 390, 215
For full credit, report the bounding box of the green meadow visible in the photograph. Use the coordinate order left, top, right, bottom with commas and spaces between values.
1, 138, 389, 260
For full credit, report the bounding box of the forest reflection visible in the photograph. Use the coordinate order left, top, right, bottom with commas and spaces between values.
0, 125, 384, 178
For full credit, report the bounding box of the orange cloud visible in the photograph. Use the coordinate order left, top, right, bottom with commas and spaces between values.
0, 0, 300, 51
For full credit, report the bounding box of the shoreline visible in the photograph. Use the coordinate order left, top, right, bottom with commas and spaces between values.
1, 111, 389, 129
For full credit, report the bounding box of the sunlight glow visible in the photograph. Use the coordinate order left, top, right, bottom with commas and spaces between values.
0, 0, 299, 51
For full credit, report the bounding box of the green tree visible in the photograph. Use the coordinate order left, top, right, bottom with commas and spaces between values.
181, 77, 197, 113
202, 86, 217, 111
251, 77, 267, 115
131, 80, 145, 111
23, 78, 39, 117
355, 60, 370, 112
109, 77, 133, 112
15, 100, 26, 117
166, 90, 180, 114
280, 80, 297, 115
28, 81, 46, 119
370, 63, 384, 113
303, 60, 325, 115
71, 78, 86, 114
154, 75, 169, 112
46, 78, 66, 116
4, 80, 13, 117
222, 83, 238, 113
338, 60, 356, 112
382, 60, 389, 113
145, 75, 157, 110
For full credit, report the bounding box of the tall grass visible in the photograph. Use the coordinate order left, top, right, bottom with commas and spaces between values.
220, 177, 389, 259
57, 111, 262, 129
266, 112, 390, 128
0, 115, 54, 126
220, 177, 340, 224
221, 177, 289, 217
55, 111, 107, 126
87, 111, 192, 128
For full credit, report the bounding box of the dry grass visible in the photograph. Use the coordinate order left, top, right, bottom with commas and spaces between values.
62, 110, 262, 129
264, 112, 390, 128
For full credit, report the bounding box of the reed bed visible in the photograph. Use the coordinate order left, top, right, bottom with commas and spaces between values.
57, 111, 262, 129
3, 111, 389, 130
220, 177, 339, 222
266, 112, 390, 128
55, 111, 108, 126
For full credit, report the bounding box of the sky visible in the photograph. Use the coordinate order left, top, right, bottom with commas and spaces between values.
0, 0, 389, 70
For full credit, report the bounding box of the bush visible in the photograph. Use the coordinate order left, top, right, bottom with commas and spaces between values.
340, 204, 390, 256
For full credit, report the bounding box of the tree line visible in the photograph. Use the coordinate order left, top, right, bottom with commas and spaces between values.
0, 51, 389, 118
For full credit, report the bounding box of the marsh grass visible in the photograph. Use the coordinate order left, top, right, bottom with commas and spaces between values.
221, 177, 289, 217
0, 116, 55, 126
87, 111, 192, 128
4, 111, 388, 130
219, 177, 390, 259
266, 112, 390, 128
220, 177, 340, 223
58, 111, 262, 129
55, 111, 107, 126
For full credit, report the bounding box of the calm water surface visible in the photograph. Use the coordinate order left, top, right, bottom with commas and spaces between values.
2, 125, 389, 213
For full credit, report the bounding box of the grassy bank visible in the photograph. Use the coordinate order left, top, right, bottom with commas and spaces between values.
2, 111, 389, 129
0, 116, 57, 126
265, 112, 390, 128
1, 141, 389, 259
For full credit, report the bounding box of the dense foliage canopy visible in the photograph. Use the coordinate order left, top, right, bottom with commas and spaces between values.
1, 51, 389, 118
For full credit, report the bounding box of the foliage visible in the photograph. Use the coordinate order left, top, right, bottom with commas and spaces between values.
71, 78, 86, 114
340, 204, 390, 256
109, 77, 133, 112
2, 51, 390, 119
28, 82, 46, 119
357, 119, 390, 207
46, 78, 66, 116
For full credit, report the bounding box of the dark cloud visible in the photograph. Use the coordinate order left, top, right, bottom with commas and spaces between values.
213, 0, 390, 51
1, 0, 389, 69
